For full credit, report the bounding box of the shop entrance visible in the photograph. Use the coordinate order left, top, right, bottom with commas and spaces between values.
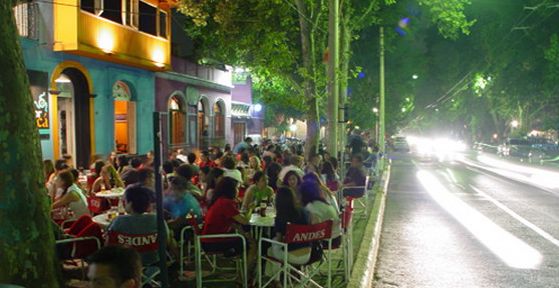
55, 68, 91, 168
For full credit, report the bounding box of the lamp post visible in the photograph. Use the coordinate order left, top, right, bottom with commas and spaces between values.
379, 26, 386, 168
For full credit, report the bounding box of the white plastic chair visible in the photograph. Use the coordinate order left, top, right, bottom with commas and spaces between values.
187, 216, 248, 288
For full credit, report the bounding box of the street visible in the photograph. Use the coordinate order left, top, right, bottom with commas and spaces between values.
373, 152, 559, 288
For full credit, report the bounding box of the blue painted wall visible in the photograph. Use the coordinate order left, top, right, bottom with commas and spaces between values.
21, 38, 155, 161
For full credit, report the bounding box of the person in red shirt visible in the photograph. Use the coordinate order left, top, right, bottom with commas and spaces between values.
202, 177, 249, 256
199, 150, 216, 169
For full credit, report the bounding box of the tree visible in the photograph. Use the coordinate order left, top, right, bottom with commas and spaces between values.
0, 1, 60, 286
347, 0, 474, 135
178, 0, 329, 159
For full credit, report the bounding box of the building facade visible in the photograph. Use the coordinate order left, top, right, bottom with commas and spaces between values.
231, 74, 264, 145
155, 57, 234, 156
16, 0, 171, 168
16, 1, 263, 165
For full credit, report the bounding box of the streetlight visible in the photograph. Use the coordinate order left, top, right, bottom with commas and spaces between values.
511, 120, 519, 136
412, 74, 418, 80
372, 107, 379, 143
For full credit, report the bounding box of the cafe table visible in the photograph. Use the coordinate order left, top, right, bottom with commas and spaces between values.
92, 211, 115, 229
95, 187, 125, 199
249, 207, 276, 239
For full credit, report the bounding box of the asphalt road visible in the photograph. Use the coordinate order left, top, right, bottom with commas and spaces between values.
372, 152, 559, 288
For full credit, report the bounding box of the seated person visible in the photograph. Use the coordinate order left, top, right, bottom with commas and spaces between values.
87, 246, 142, 288
91, 164, 124, 194
241, 171, 274, 213
302, 172, 339, 214
343, 154, 367, 198
300, 180, 341, 247
52, 170, 90, 220
175, 164, 203, 199
107, 186, 171, 266
266, 187, 311, 280
163, 175, 202, 232
202, 177, 250, 256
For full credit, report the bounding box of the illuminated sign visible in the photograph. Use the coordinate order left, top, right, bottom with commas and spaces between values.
27, 70, 50, 130
34, 92, 49, 128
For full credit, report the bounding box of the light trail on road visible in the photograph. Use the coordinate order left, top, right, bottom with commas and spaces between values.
471, 185, 559, 248
417, 170, 543, 269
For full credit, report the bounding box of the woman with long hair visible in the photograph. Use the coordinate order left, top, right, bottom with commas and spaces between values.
241, 171, 274, 213
90, 164, 124, 194
202, 177, 250, 256
52, 170, 89, 220
299, 180, 341, 246
321, 160, 341, 192
303, 172, 339, 213
266, 187, 311, 281
247, 155, 262, 181
43, 159, 55, 184
204, 168, 224, 204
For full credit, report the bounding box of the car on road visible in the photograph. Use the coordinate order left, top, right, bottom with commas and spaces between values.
392, 136, 410, 152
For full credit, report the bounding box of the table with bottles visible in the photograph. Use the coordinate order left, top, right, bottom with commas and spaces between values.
249, 205, 276, 239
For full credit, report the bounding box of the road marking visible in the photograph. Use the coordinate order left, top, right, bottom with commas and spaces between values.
471, 185, 559, 248
417, 170, 542, 269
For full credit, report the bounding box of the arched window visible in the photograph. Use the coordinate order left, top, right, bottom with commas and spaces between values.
214, 101, 225, 138
168, 95, 186, 146
198, 98, 208, 139
113, 81, 136, 154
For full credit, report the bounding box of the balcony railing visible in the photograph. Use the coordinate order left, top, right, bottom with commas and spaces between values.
14, 2, 39, 40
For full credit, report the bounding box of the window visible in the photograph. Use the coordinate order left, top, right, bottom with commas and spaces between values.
139, 1, 157, 36
14, 2, 38, 39
169, 96, 186, 145
100, 0, 122, 23
124, 0, 139, 28
113, 81, 136, 154
158, 10, 168, 38
81, 0, 102, 15
214, 102, 225, 138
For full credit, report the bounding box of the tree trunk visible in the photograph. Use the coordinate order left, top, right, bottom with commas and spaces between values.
0, 2, 61, 287
295, 0, 319, 160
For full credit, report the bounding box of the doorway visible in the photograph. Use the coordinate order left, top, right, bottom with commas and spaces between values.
55, 68, 91, 168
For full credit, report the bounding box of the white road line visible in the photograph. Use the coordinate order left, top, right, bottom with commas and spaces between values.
471, 185, 559, 248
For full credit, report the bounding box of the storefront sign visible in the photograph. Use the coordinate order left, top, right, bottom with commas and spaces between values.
27, 70, 50, 130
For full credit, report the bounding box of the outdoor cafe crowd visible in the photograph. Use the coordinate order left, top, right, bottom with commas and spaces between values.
45, 136, 378, 287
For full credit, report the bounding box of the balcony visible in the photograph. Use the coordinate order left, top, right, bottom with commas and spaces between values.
53, 0, 171, 71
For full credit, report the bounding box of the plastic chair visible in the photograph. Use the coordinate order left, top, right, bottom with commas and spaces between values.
56, 222, 103, 278
321, 207, 354, 285
87, 196, 110, 215
64, 214, 93, 235
107, 230, 161, 287
189, 217, 248, 288
340, 176, 370, 218
257, 220, 333, 288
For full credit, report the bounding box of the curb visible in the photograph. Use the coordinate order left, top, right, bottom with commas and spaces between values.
347, 162, 391, 288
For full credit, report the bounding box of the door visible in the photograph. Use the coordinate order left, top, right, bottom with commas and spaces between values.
233, 122, 246, 146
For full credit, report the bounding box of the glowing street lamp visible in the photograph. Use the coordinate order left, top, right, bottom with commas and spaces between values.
511, 120, 519, 128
